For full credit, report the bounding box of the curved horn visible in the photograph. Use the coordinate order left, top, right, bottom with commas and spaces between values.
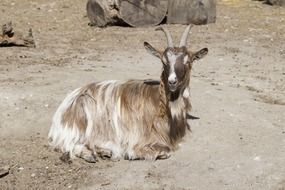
179, 24, 193, 47
155, 26, 174, 48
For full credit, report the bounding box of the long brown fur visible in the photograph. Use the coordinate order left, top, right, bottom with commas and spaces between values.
48, 25, 208, 162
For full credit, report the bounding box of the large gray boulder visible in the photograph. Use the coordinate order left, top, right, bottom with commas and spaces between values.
86, 0, 168, 27
256, 0, 285, 6
87, 0, 216, 27
267, 0, 285, 5
167, 0, 216, 25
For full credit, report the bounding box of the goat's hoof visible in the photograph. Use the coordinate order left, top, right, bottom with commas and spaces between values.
124, 154, 130, 160
82, 153, 97, 163
60, 152, 72, 164
98, 151, 112, 160
99, 154, 110, 160
124, 154, 141, 161
110, 157, 120, 162
96, 148, 113, 160
156, 152, 170, 160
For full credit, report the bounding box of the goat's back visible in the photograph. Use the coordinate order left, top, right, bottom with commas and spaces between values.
48, 79, 162, 157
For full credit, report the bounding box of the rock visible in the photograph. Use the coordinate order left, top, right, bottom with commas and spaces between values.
256, 0, 285, 6
0, 22, 35, 47
167, 0, 216, 25
0, 165, 10, 178
87, 0, 216, 27
18, 166, 24, 170
266, 0, 285, 6
87, 0, 168, 27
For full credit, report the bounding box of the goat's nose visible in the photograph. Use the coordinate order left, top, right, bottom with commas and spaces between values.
168, 79, 177, 85
168, 73, 177, 85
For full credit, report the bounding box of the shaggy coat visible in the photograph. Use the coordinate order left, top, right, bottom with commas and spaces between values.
48, 25, 208, 162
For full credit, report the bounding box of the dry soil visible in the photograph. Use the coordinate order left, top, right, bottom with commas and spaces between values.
0, 0, 285, 189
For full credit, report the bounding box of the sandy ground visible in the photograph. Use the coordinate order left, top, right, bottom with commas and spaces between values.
0, 0, 285, 189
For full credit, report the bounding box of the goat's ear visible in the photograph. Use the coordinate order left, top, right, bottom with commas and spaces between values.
144, 42, 162, 59
192, 48, 208, 62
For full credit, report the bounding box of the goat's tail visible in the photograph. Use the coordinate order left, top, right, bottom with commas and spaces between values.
48, 88, 87, 156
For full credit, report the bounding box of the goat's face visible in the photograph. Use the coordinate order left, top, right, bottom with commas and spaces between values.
162, 47, 190, 92
144, 25, 208, 92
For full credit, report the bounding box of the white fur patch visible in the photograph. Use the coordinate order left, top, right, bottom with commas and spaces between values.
162, 55, 167, 64
169, 96, 185, 118
183, 55, 189, 64
168, 72, 177, 83
84, 105, 93, 140
167, 51, 177, 83
48, 88, 83, 156
183, 87, 190, 98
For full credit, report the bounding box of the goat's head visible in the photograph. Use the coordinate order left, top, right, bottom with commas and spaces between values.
144, 25, 208, 93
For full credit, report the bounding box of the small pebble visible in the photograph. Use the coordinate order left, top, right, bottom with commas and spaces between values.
253, 156, 260, 161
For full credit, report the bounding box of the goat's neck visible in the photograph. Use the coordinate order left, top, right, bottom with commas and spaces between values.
158, 72, 190, 146
159, 71, 190, 114
158, 74, 168, 117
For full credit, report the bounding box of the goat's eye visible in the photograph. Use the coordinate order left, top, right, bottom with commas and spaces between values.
173, 61, 187, 80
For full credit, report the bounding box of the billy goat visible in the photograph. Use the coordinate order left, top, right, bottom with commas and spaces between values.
48, 25, 208, 162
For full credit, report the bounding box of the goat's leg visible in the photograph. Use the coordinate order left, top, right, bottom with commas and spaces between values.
152, 143, 171, 160
59, 152, 72, 163
96, 147, 112, 159
73, 144, 97, 163
126, 148, 157, 160
94, 146, 120, 162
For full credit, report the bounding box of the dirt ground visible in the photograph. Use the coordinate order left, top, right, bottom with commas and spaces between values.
0, 0, 284, 189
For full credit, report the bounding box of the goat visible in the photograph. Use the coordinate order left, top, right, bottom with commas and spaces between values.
48, 25, 208, 162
